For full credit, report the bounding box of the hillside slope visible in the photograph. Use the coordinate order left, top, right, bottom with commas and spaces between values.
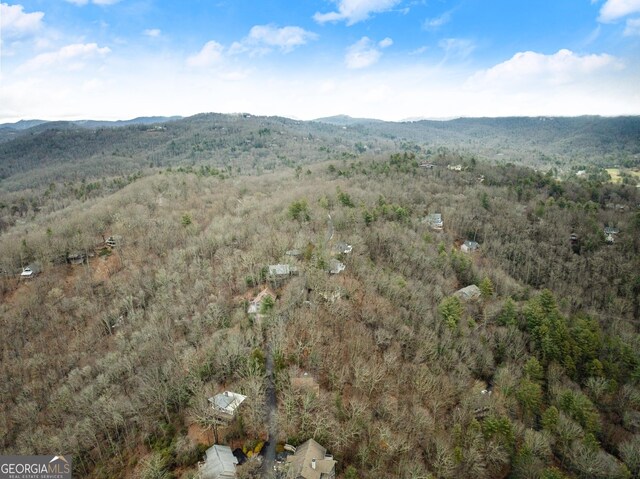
0, 150, 639, 478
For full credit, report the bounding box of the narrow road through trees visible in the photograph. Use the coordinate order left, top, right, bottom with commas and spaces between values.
261, 333, 277, 477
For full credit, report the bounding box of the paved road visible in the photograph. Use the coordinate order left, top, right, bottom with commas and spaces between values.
327, 213, 334, 242
261, 338, 277, 478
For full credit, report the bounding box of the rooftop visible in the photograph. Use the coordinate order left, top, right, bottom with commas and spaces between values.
208, 391, 247, 417
200, 444, 238, 479
454, 284, 482, 301
286, 439, 336, 479
328, 259, 345, 274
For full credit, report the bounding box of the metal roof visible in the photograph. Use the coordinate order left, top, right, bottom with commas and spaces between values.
208, 391, 247, 417
200, 445, 238, 479
269, 264, 291, 276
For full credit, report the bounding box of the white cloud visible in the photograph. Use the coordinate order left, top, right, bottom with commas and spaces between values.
624, 17, 640, 34
598, 0, 640, 22
314, 0, 401, 25
19, 43, 111, 72
439, 38, 475, 60
1, 53, 638, 123
423, 11, 452, 30
345, 36, 391, 69
1, 3, 44, 39
409, 46, 428, 55
143, 29, 161, 38
468, 49, 622, 88
244, 25, 318, 53
186, 41, 224, 67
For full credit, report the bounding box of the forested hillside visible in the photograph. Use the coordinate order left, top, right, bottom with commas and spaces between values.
1, 114, 640, 479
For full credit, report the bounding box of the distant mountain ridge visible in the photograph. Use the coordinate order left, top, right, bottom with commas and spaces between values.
313, 114, 384, 126
0, 116, 182, 142
0, 112, 638, 192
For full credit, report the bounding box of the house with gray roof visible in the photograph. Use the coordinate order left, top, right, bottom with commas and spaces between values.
461, 240, 479, 253
200, 444, 237, 479
331, 242, 352, 255
208, 391, 247, 420
268, 264, 298, 279
285, 439, 336, 479
328, 259, 345, 275
453, 284, 482, 301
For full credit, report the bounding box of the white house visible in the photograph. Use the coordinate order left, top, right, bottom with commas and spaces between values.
209, 391, 247, 419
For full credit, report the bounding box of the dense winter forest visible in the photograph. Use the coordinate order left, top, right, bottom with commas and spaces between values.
1, 114, 640, 479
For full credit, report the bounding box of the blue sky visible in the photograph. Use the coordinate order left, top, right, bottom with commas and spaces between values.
1, 0, 639, 121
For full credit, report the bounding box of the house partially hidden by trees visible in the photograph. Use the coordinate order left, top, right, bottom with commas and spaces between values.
460, 240, 479, 253
247, 287, 275, 315
331, 242, 352, 255
328, 259, 345, 275
604, 226, 619, 244
20, 263, 41, 279
453, 284, 482, 301
268, 264, 297, 279
199, 444, 238, 479
105, 235, 122, 248
285, 439, 336, 479
424, 213, 443, 230
67, 252, 87, 265
291, 371, 320, 396
208, 391, 247, 420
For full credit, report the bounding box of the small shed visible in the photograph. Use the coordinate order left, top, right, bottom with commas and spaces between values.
200, 444, 238, 479
453, 284, 482, 301
461, 240, 479, 253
